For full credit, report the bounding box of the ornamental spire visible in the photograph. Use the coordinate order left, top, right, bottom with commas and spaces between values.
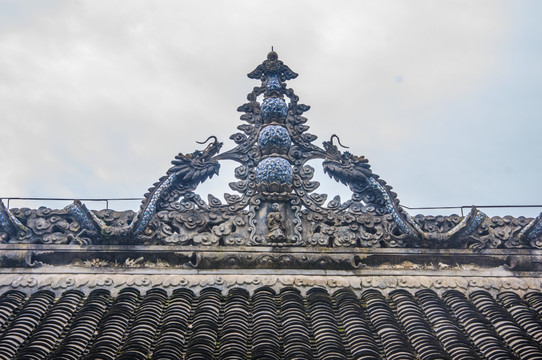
247, 51, 298, 81
232, 51, 315, 199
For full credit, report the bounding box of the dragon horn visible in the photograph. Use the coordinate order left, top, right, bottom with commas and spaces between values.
196, 136, 218, 145
330, 134, 349, 149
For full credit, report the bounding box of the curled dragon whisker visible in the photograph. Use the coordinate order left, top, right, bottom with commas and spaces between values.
330, 134, 349, 149
196, 136, 218, 145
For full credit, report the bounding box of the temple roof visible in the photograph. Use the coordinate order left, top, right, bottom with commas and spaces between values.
1, 287, 542, 359
0, 51, 541, 360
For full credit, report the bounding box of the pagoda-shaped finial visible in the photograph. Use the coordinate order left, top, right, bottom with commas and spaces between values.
248, 51, 298, 80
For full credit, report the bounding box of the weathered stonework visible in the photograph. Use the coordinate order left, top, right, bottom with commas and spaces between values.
1, 272, 540, 297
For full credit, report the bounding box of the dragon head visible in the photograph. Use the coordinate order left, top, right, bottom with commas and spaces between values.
169, 136, 223, 184
322, 134, 373, 186
133, 136, 223, 236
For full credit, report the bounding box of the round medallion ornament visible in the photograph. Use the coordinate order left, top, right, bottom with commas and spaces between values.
258, 125, 291, 154
255, 157, 293, 186
266, 75, 281, 92
261, 97, 287, 121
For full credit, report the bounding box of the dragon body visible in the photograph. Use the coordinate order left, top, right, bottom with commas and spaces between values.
131, 138, 222, 235
321, 136, 486, 246
61, 138, 223, 241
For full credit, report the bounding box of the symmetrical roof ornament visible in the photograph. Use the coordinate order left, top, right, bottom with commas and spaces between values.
1, 52, 541, 251
3, 52, 542, 360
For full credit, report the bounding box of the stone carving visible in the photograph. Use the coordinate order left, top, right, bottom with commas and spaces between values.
266, 203, 286, 243
376, 261, 480, 271
0, 273, 540, 297
1, 51, 540, 251
3, 240, 523, 271
3, 203, 539, 250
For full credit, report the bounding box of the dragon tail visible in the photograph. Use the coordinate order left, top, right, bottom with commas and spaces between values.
0, 200, 27, 238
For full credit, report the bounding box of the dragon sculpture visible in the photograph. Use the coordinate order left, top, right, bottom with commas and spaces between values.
62, 137, 223, 243
320, 135, 488, 248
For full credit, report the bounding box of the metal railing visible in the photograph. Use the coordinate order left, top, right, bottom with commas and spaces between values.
1, 197, 541, 216
401, 204, 542, 217
0, 197, 143, 210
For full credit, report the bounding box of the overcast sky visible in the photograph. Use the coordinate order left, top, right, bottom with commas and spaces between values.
0, 0, 540, 217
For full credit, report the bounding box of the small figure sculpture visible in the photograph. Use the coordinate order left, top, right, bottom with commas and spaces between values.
266, 203, 286, 243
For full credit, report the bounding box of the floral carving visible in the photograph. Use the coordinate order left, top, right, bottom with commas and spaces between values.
193, 233, 219, 246
163, 233, 190, 245
179, 210, 207, 230
333, 226, 357, 247
0, 274, 539, 297
1, 203, 540, 251
309, 233, 329, 246
212, 222, 232, 237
